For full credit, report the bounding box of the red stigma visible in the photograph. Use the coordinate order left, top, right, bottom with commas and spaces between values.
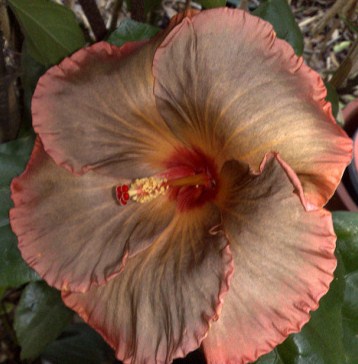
116, 184, 130, 205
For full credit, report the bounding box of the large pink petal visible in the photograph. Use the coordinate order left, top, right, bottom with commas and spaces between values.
10, 139, 176, 292
153, 8, 352, 209
32, 40, 178, 179
63, 205, 233, 363
203, 155, 336, 364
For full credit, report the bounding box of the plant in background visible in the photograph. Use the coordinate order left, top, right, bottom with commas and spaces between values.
1, 0, 358, 363
9, 7, 353, 364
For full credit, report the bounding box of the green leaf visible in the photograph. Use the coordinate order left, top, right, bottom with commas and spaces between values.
14, 282, 73, 359
42, 323, 114, 364
324, 81, 340, 118
0, 225, 39, 287
255, 349, 284, 364
333, 40, 351, 54
333, 212, 358, 273
0, 134, 34, 227
0, 300, 14, 315
254, 256, 346, 363
308, 212, 358, 364
0, 134, 34, 182
277, 251, 345, 364
0, 134, 39, 287
108, 19, 160, 47
0, 186, 12, 228
335, 212, 358, 363
7, 0, 85, 66
252, 0, 304, 56
343, 323, 358, 364
343, 271, 358, 326
255, 212, 358, 363
342, 273, 358, 364
198, 0, 226, 8
21, 42, 47, 128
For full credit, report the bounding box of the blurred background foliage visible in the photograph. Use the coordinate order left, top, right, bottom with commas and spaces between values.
0, 0, 357, 363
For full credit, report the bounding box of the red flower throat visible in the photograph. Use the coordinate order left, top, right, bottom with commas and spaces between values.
116, 148, 219, 211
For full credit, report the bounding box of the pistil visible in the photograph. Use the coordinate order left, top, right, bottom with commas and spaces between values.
168, 173, 211, 188
116, 173, 212, 206
116, 148, 219, 210
116, 177, 167, 205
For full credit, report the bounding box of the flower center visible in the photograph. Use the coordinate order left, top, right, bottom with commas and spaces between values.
116, 148, 219, 211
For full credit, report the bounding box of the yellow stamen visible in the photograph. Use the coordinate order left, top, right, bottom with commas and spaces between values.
128, 177, 168, 204
125, 173, 210, 204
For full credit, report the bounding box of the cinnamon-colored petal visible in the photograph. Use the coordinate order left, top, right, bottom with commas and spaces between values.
203, 155, 336, 364
10, 139, 176, 292
153, 8, 352, 209
63, 206, 233, 363
32, 40, 178, 179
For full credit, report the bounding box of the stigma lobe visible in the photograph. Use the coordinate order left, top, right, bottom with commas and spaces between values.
116, 184, 130, 205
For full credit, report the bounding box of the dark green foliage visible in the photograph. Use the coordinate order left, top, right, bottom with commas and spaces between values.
108, 19, 160, 47
8, 0, 85, 66
254, 213, 358, 364
42, 324, 115, 364
21, 43, 47, 128
0, 135, 39, 287
325, 81, 340, 118
1, 1, 357, 363
253, 0, 304, 56
198, 0, 226, 8
14, 282, 73, 359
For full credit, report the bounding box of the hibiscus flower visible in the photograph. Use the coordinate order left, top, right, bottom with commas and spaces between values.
10, 8, 352, 364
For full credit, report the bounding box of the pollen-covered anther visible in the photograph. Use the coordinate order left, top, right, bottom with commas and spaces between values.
116, 177, 168, 205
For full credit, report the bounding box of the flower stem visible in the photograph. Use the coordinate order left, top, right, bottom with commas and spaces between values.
131, 0, 145, 22
169, 173, 210, 188
78, 0, 107, 41
185, 0, 191, 10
